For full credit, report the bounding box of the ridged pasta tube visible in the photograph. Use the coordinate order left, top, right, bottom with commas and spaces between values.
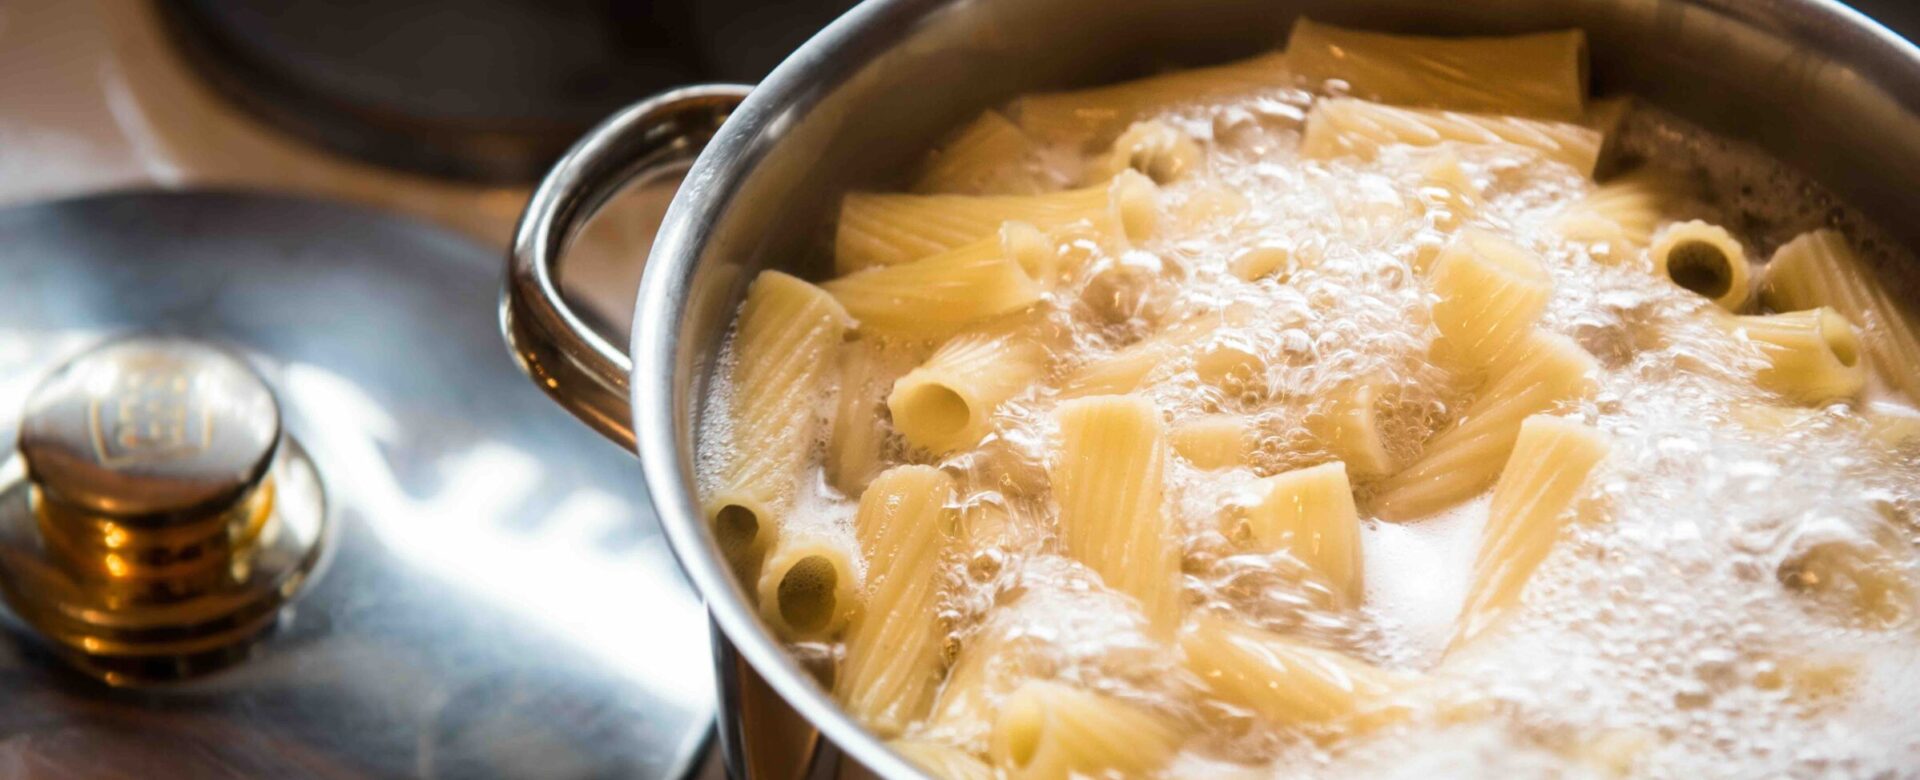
827, 342, 892, 495
1229, 244, 1293, 281
1095, 120, 1204, 184
1428, 228, 1554, 369
1014, 50, 1294, 147
1233, 461, 1364, 604
1171, 414, 1256, 470
1719, 308, 1867, 404
1371, 331, 1600, 521
835, 171, 1159, 273
826, 223, 1049, 338
1309, 382, 1397, 479
836, 466, 959, 735
1060, 306, 1254, 397
1651, 220, 1750, 310
890, 330, 1049, 454
1450, 416, 1610, 650
1762, 229, 1920, 403
1286, 19, 1588, 121
886, 740, 993, 780
1180, 614, 1409, 725
988, 681, 1183, 780
914, 110, 1053, 195
706, 272, 854, 577
756, 531, 858, 641
1777, 518, 1915, 629
1416, 150, 1480, 234
1051, 395, 1183, 636
1301, 98, 1602, 176
1552, 168, 1687, 254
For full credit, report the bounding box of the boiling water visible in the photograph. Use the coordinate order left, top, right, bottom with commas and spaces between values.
698, 87, 1920, 777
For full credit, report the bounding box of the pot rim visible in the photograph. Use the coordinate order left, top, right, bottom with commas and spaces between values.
631, 1, 1920, 777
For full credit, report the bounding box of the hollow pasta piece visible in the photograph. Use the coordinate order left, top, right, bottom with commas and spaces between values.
1427, 228, 1554, 370
827, 341, 893, 496
825, 223, 1050, 339
988, 681, 1183, 780
1301, 98, 1602, 176
835, 171, 1159, 274
705, 271, 854, 580
1552, 167, 1689, 256
1013, 50, 1294, 148
756, 532, 859, 641
836, 466, 959, 735
913, 109, 1056, 195
1231, 461, 1365, 605
1310, 382, 1397, 479
1371, 331, 1600, 521
890, 329, 1049, 454
1094, 120, 1204, 184
1449, 415, 1610, 651
1170, 414, 1256, 470
1719, 308, 1867, 404
1763, 228, 1920, 404
1651, 220, 1750, 310
1286, 18, 1588, 121
1180, 614, 1412, 726
1050, 395, 1183, 637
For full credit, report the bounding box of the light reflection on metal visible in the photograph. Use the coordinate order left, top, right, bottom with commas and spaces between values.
0, 336, 330, 683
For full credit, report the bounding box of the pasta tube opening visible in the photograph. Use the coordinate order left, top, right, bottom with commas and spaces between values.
987, 681, 1183, 779
1761, 228, 1920, 403
1098, 120, 1203, 184
1721, 308, 1866, 403
757, 537, 857, 641
1651, 220, 1749, 310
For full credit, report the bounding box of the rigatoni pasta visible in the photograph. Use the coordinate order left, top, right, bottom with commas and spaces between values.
701, 23, 1920, 777
1371, 331, 1600, 521
1762, 228, 1920, 403
1449, 416, 1610, 651
706, 271, 852, 577
1051, 394, 1183, 636
1286, 18, 1588, 120
989, 681, 1183, 780
836, 466, 959, 735
1301, 98, 1603, 175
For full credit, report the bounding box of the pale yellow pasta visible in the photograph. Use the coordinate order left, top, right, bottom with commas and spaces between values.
756, 531, 858, 641
927, 618, 1011, 740
890, 329, 1049, 453
1051, 395, 1182, 636
1763, 228, 1920, 403
1777, 520, 1916, 629
827, 341, 894, 495
914, 110, 1055, 195
1180, 614, 1409, 725
1310, 382, 1397, 479
886, 740, 993, 780
1372, 331, 1601, 521
836, 466, 959, 735
1233, 461, 1364, 604
1552, 167, 1687, 255
707, 272, 854, 577
1171, 414, 1256, 470
1301, 98, 1602, 176
1229, 244, 1294, 281
1060, 307, 1252, 397
1286, 19, 1587, 120
1719, 308, 1867, 404
825, 224, 1048, 338
1651, 220, 1751, 310
1014, 50, 1294, 147
1450, 416, 1610, 650
1094, 120, 1204, 184
989, 681, 1183, 780
1428, 228, 1554, 369
835, 171, 1159, 274
1416, 150, 1480, 233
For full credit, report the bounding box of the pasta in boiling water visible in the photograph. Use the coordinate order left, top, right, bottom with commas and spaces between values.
698, 20, 1920, 778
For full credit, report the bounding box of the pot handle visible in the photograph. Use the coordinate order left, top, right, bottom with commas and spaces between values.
504, 84, 753, 452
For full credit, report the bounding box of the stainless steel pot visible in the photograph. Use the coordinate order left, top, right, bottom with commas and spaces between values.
505, 0, 1920, 776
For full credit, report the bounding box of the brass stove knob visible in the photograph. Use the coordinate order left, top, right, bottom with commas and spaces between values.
0, 335, 329, 684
